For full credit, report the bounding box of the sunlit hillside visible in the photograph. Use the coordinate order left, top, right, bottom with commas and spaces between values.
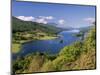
12, 25, 96, 73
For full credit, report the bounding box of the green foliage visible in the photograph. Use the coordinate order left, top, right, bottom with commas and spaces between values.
83, 27, 96, 52
59, 42, 82, 62
72, 27, 96, 70
12, 17, 62, 34
13, 26, 96, 73
13, 57, 30, 73
75, 32, 83, 37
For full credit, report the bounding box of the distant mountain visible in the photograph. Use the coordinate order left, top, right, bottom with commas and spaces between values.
47, 23, 75, 31
76, 26, 94, 32
12, 16, 63, 34
47, 23, 58, 26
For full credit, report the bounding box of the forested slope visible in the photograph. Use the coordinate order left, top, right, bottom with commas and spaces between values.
12, 24, 96, 74
12, 17, 62, 34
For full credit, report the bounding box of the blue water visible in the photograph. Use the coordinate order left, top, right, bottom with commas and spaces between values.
13, 30, 80, 59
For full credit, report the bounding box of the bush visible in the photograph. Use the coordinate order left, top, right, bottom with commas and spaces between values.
12, 26, 96, 73
59, 42, 82, 62
83, 27, 96, 52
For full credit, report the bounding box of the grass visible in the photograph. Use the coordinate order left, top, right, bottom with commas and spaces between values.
12, 43, 21, 53
12, 32, 58, 54
32, 32, 58, 40
12, 26, 96, 73
36, 36, 58, 40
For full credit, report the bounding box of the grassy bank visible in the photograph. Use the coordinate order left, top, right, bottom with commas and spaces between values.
34, 36, 58, 40
12, 33, 58, 54
12, 43, 21, 53
12, 26, 96, 73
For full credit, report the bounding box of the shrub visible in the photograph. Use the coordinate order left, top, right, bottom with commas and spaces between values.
59, 42, 82, 62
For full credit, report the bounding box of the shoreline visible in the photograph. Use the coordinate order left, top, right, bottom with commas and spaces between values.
12, 35, 60, 54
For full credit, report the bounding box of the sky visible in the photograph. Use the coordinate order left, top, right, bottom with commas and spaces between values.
12, 0, 96, 28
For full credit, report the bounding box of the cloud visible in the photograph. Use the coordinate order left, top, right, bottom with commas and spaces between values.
84, 17, 95, 23
35, 17, 48, 24
45, 16, 54, 20
16, 16, 35, 21
16, 16, 54, 24
34, 16, 54, 24
38, 16, 54, 20
58, 19, 65, 25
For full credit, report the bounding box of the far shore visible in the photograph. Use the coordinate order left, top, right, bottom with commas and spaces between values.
12, 35, 60, 54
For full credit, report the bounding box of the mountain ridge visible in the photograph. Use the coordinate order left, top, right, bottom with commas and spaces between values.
12, 16, 63, 34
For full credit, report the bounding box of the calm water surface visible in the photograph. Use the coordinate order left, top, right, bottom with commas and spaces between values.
13, 30, 80, 59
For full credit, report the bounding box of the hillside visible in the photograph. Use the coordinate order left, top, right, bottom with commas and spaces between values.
12, 25, 96, 73
12, 16, 63, 53
12, 16, 62, 34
